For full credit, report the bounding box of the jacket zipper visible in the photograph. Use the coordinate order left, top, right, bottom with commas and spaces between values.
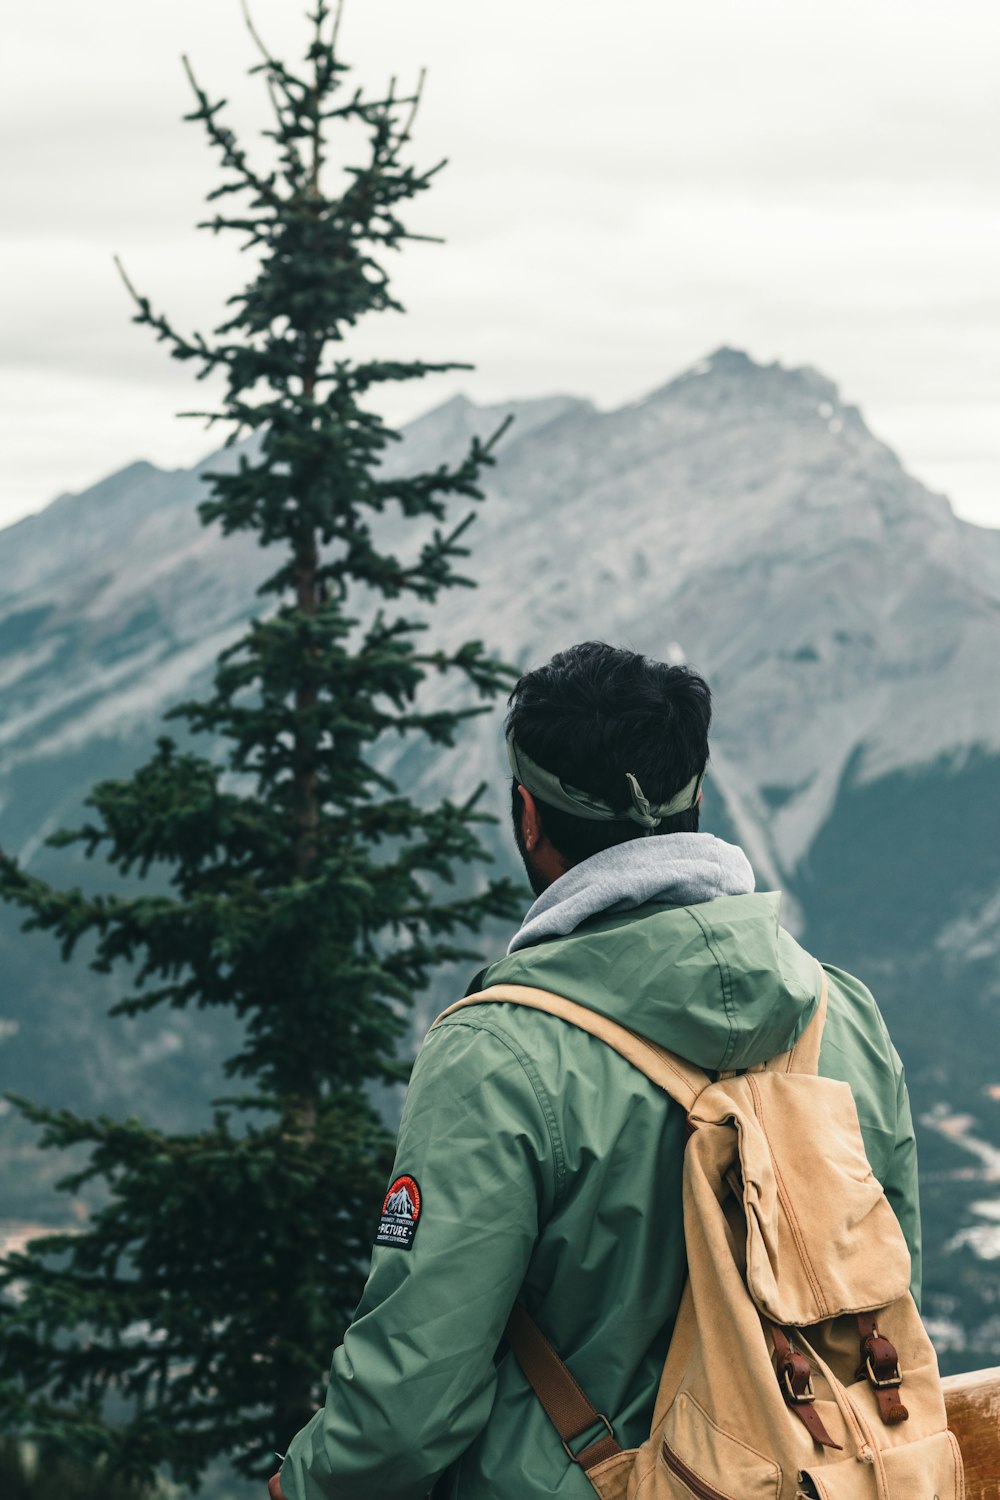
660, 1439, 731, 1500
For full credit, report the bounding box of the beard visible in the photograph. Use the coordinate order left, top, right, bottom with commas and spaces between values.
511, 782, 549, 897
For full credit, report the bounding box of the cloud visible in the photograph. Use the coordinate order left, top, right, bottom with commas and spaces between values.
1, 0, 998, 530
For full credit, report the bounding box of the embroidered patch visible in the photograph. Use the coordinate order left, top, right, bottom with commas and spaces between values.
375, 1174, 422, 1251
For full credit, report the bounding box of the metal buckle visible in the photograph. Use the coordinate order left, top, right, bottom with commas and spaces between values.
562, 1413, 614, 1463
866, 1354, 903, 1389
783, 1367, 816, 1404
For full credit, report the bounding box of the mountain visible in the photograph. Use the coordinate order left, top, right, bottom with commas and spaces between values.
1, 348, 998, 1370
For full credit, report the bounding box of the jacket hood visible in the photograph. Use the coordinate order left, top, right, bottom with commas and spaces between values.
481, 838, 821, 1071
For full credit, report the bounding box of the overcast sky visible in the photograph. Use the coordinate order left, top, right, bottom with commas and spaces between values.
2, 0, 998, 531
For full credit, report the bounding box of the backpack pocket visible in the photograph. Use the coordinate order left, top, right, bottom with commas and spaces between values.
657, 1392, 781, 1499
878, 1428, 965, 1500
799, 1427, 965, 1500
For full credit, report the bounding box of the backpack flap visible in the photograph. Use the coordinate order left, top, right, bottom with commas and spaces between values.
689, 1071, 912, 1328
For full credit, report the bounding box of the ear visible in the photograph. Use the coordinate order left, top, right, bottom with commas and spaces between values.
516, 784, 543, 852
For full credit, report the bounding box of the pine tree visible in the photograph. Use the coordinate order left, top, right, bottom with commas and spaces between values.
0, 4, 520, 1488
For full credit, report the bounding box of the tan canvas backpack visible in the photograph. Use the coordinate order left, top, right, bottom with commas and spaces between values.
436, 972, 964, 1500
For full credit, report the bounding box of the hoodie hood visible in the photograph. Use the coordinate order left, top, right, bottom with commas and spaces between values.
508, 832, 755, 954
481, 837, 821, 1072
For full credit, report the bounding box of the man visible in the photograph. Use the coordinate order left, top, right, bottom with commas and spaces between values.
271, 641, 920, 1500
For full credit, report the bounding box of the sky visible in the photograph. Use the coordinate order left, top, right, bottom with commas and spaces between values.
1, 0, 998, 531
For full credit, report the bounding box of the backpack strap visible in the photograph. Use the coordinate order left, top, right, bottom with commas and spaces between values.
432, 983, 712, 1112
764, 969, 828, 1075
433, 984, 709, 1485
504, 1303, 622, 1476
717, 968, 828, 1080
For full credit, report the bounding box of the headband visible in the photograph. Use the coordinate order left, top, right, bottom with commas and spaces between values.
506, 732, 705, 832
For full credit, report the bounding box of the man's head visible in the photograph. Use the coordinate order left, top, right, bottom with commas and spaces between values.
505, 642, 712, 895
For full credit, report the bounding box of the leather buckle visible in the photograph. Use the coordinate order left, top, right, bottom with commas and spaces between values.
865, 1353, 903, 1389
562, 1413, 614, 1463
782, 1366, 816, 1404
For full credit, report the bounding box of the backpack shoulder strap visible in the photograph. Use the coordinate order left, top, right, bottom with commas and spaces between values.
773, 966, 827, 1074
715, 967, 828, 1080
504, 1303, 622, 1476
763, 968, 828, 1075
433, 982, 712, 1112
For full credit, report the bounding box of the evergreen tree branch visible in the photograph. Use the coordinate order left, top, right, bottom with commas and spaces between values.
181, 54, 281, 209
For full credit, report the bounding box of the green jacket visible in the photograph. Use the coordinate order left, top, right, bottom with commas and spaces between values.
279, 892, 920, 1500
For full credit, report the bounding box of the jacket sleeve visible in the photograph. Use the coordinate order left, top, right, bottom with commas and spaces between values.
278, 1015, 558, 1500
882, 1051, 923, 1309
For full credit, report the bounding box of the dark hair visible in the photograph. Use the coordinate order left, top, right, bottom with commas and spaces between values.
506, 642, 712, 865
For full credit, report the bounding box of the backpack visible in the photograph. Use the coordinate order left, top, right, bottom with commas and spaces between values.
434, 972, 964, 1500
